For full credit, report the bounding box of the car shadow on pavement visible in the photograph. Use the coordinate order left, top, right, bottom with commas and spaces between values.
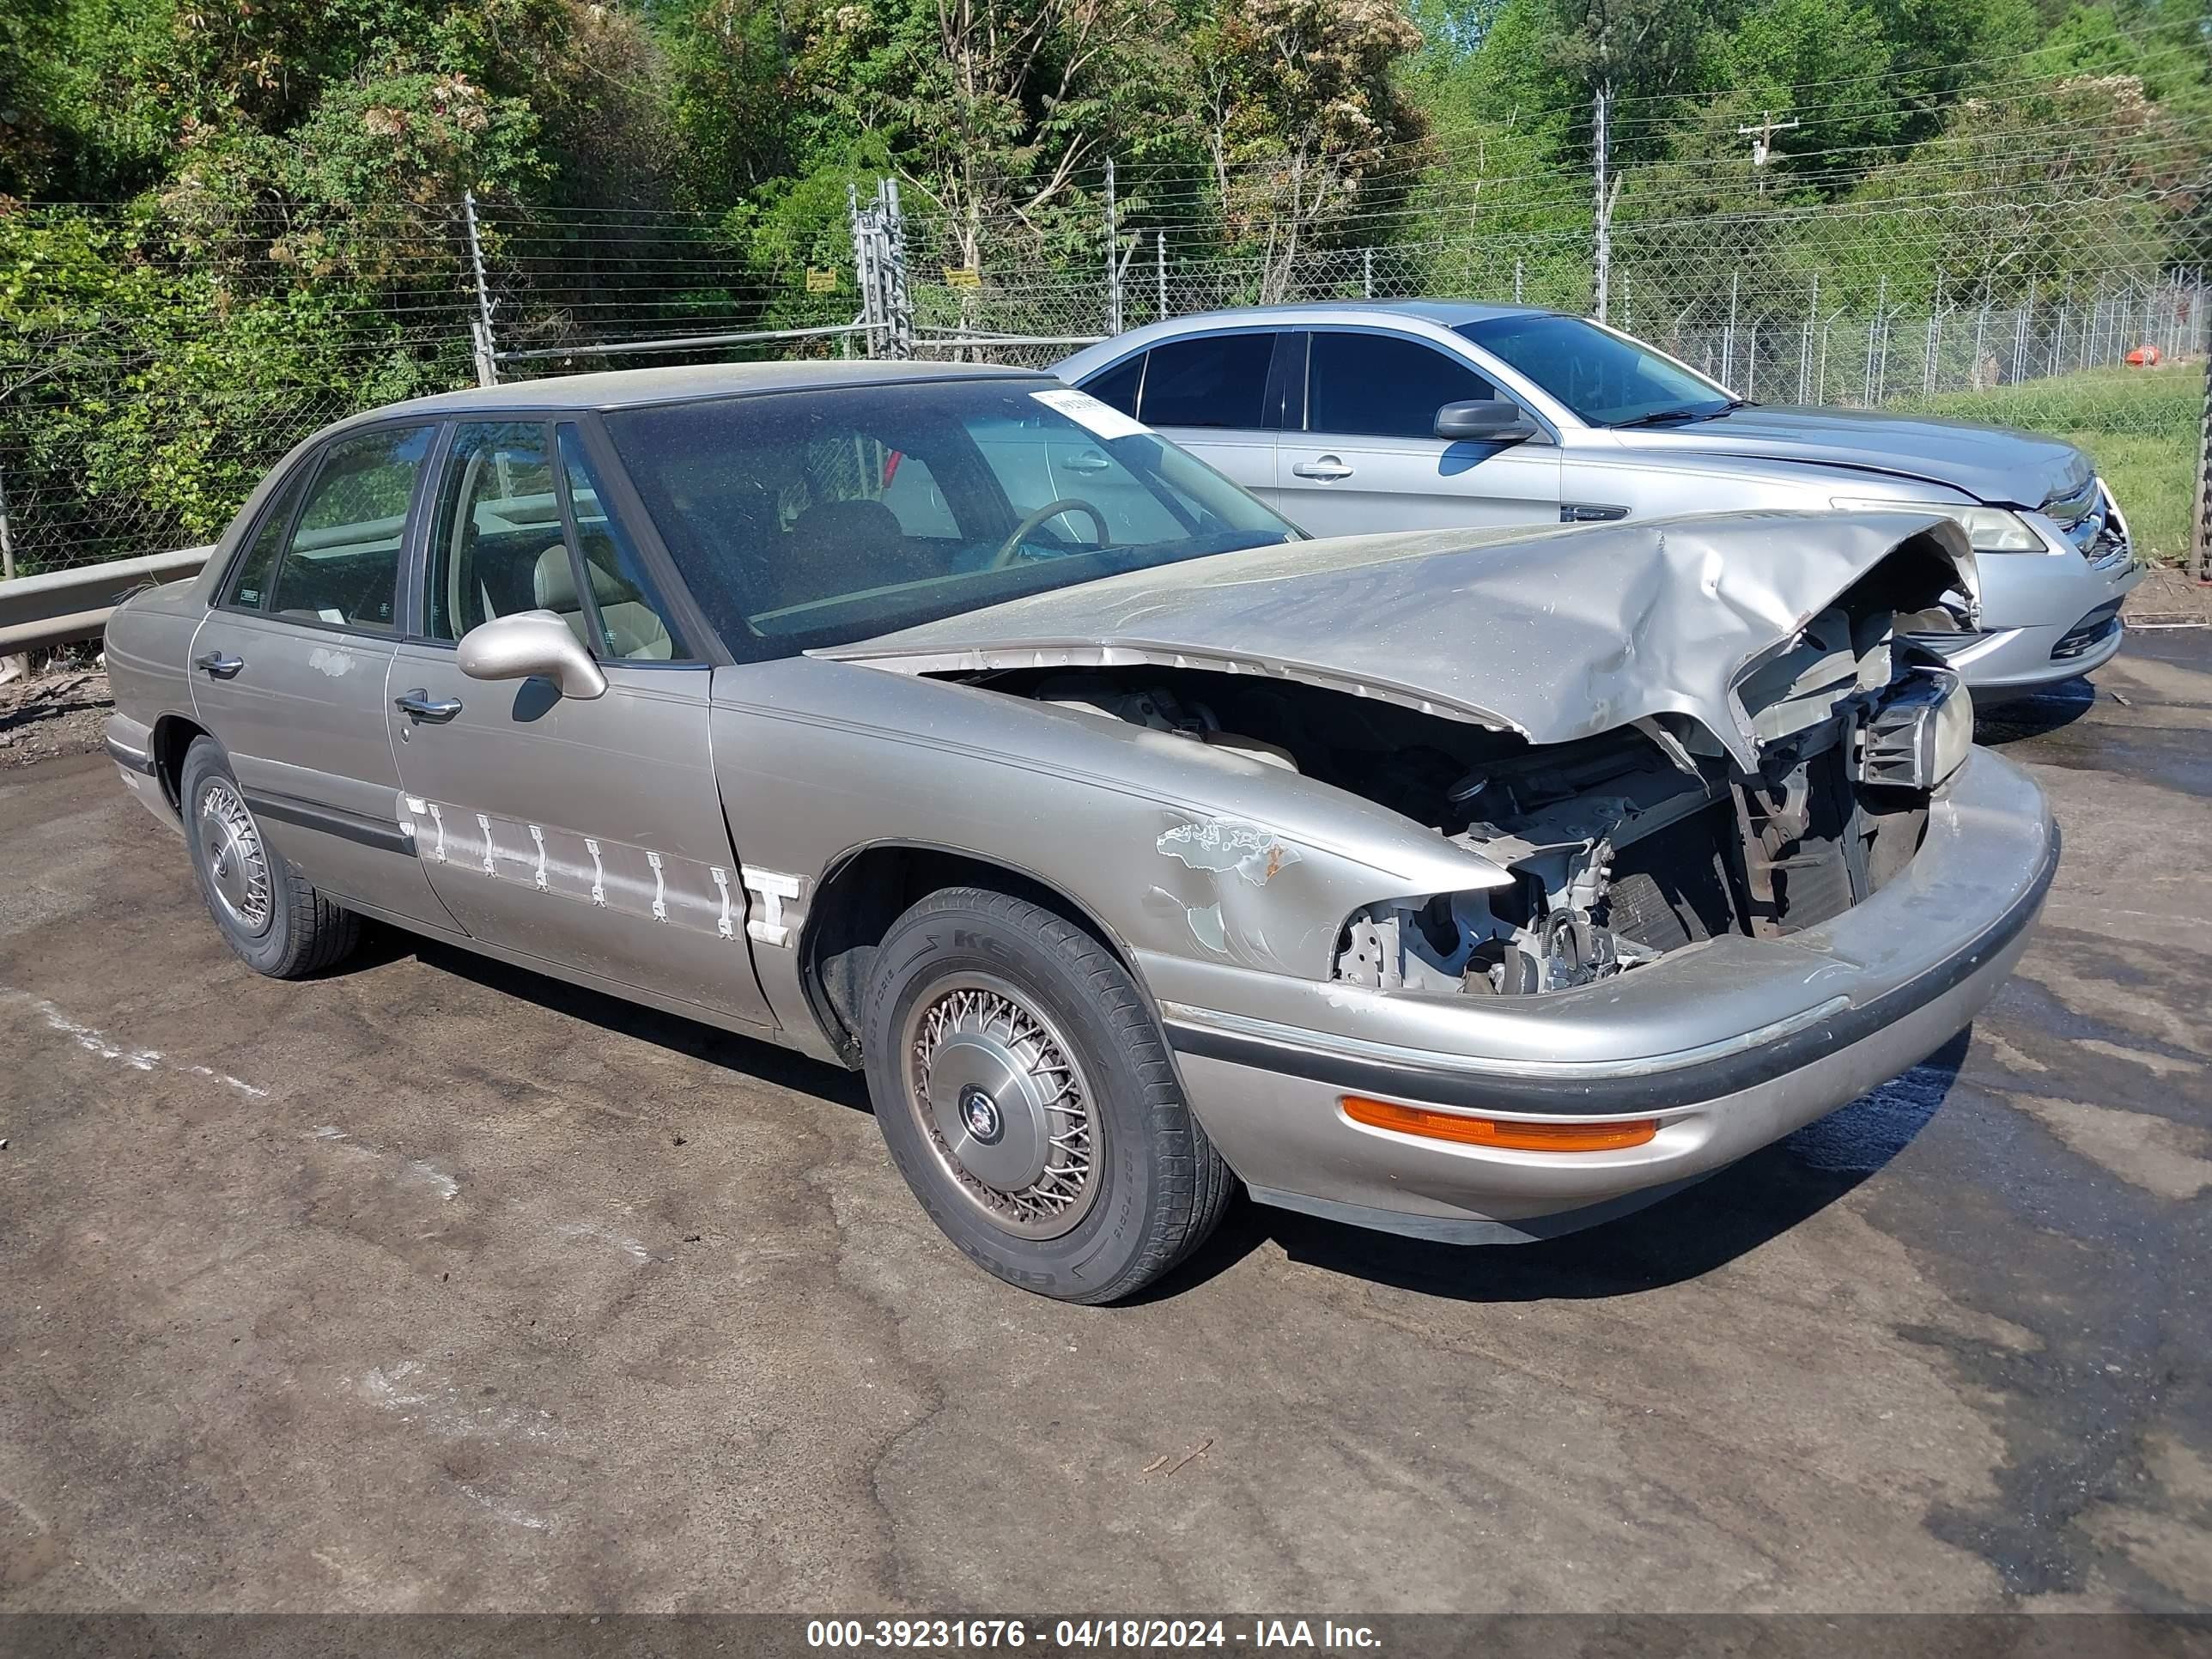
1972, 677, 2097, 745
401, 934, 875, 1111
1144, 1029, 1972, 1306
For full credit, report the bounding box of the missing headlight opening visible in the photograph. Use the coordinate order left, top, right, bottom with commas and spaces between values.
967, 538, 1972, 1000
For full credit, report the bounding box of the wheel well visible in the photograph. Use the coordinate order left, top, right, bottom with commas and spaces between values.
150, 714, 209, 812
801, 845, 1139, 1064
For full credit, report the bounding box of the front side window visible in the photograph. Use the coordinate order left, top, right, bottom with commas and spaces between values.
556, 425, 686, 661
605, 380, 1298, 660
1134, 333, 1274, 428
264, 424, 434, 630
1456, 314, 1727, 428
1308, 332, 1496, 440
424, 421, 687, 662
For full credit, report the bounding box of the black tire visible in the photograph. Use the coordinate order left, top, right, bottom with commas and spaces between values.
179, 737, 361, 979
862, 887, 1234, 1304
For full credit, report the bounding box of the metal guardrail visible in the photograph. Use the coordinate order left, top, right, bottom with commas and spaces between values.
0, 546, 211, 654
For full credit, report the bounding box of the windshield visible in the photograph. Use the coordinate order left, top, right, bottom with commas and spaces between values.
604, 379, 1300, 660
1456, 314, 1731, 428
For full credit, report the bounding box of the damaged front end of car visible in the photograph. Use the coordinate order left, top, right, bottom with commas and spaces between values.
1334, 572, 1978, 1002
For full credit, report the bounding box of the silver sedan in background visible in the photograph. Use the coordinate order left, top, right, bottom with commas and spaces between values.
1057, 302, 2143, 701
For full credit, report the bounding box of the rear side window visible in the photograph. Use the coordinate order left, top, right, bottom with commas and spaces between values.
1137, 333, 1273, 429
1308, 332, 1494, 439
1079, 354, 1144, 417
264, 425, 434, 630
223, 465, 313, 611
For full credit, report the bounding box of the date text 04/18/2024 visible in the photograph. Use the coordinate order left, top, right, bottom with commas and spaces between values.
805, 1622, 1382, 1650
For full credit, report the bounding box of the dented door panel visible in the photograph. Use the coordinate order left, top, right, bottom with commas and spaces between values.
388, 647, 775, 1026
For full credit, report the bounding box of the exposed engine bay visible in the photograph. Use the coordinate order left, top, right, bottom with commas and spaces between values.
962, 542, 1975, 999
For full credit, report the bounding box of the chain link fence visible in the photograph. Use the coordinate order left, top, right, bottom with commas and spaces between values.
5, 165, 2209, 582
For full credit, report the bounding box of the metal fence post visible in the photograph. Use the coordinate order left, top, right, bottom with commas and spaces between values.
880, 179, 913, 360
1722, 270, 1738, 392
848, 183, 879, 357
1363, 246, 1373, 300
0, 461, 25, 680
1157, 231, 1169, 320
2193, 338, 2211, 583
1514, 258, 1524, 304
1103, 158, 1122, 337
1592, 83, 1612, 322
463, 190, 500, 387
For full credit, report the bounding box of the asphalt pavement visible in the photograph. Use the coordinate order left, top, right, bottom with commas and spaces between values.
1, 632, 2207, 1613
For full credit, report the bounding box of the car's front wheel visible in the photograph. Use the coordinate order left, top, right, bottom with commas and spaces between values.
179, 737, 361, 978
862, 887, 1233, 1303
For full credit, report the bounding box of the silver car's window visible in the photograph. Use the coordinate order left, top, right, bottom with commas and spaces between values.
1455, 314, 1723, 427
424, 422, 687, 663
1309, 332, 1495, 439
222, 464, 314, 611
263, 424, 434, 632
605, 380, 1298, 662
1135, 333, 1273, 428
556, 425, 687, 662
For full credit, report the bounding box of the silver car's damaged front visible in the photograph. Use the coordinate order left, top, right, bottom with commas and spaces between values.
826, 510, 2056, 1242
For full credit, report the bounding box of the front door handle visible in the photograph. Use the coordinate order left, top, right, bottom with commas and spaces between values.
194, 651, 245, 679
393, 689, 464, 724
1291, 456, 1352, 480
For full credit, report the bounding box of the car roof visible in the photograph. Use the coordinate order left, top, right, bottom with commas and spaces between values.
357, 358, 1048, 422
1111, 299, 1552, 333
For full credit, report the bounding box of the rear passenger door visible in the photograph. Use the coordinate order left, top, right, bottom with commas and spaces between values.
386, 417, 773, 1027
1278, 330, 1561, 537
1084, 331, 1284, 507
187, 422, 451, 923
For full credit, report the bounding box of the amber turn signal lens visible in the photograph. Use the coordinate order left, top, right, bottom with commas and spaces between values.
1340, 1097, 1659, 1152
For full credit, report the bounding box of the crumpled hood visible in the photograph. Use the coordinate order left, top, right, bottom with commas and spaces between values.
1614, 404, 2094, 507
818, 509, 1977, 773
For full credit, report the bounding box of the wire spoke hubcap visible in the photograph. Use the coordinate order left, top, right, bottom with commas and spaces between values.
198, 779, 272, 935
904, 975, 1098, 1240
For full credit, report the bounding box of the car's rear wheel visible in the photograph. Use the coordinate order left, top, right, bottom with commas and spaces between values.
179, 737, 361, 978
862, 887, 1233, 1303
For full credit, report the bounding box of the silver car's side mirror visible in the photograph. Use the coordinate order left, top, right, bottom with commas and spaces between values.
456, 610, 608, 701
1435, 398, 1543, 444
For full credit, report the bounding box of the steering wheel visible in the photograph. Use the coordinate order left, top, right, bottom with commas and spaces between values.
990, 499, 1110, 568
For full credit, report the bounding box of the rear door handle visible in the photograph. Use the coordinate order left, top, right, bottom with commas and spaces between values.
194, 651, 245, 679
1291, 457, 1352, 480
393, 689, 464, 724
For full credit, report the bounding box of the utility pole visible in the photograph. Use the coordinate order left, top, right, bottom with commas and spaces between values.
1736, 111, 1800, 191
463, 190, 499, 387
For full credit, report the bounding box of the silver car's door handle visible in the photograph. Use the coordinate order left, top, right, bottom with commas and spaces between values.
1291, 456, 1352, 480
392, 689, 465, 724
194, 651, 245, 679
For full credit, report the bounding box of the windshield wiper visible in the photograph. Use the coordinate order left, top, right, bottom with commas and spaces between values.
1613, 398, 1753, 428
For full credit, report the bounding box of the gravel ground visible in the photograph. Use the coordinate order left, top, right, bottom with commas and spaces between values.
0, 661, 112, 772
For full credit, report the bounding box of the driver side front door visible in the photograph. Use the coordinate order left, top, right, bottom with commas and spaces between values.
386, 417, 774, 1028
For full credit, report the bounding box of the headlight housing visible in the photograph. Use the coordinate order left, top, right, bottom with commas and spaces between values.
1830, 497, 2047, 553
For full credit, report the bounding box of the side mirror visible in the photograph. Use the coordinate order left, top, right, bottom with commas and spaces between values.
1435, 398, 1541, 444
456, 610, 608, 701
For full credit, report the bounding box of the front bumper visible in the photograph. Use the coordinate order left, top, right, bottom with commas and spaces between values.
1915, 495, 2142, 699
1144, 746, 2056, 1243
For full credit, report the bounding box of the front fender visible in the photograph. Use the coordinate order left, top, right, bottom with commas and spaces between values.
709, 657, 1511, 1046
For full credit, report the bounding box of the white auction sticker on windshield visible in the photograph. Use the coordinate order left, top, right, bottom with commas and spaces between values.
1030, 387, 1149, 441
